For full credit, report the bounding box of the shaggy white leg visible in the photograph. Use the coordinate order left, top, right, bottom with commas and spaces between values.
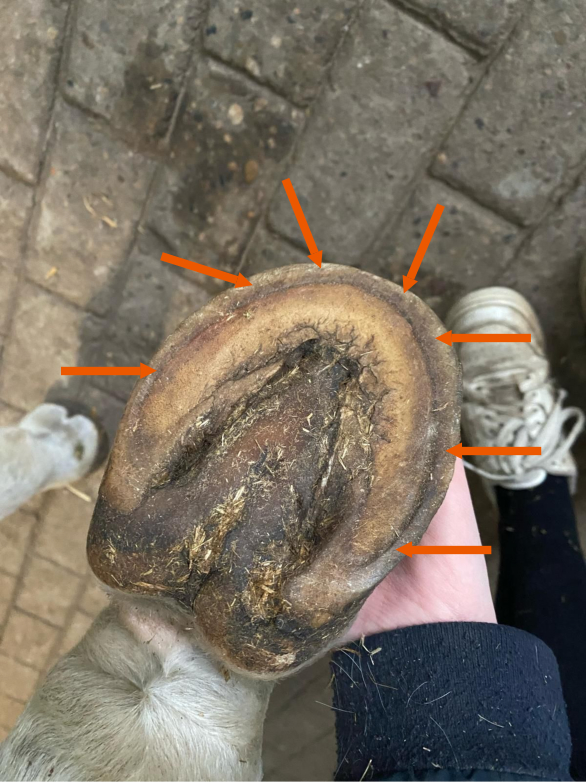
0, 598, 273, 782
0, 404, 99, 521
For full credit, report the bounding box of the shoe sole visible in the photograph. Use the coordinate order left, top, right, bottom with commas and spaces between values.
446, 286, 546, 350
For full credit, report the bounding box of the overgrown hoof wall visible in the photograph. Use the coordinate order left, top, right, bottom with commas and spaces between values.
87, 264, 460, 676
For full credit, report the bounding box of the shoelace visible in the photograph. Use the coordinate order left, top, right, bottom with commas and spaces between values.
462, 365, 585, 483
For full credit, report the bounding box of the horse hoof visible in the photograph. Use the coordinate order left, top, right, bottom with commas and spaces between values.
88, 264, 460, 676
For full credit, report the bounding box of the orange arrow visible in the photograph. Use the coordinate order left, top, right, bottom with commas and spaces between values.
447, 443, 541, 459
61, 363, 156, 379
161, 253, 252, 287
281, 178, 322, 267
437, 331, 531, 346
398, 542, 491, 557
403, 204, 444, 292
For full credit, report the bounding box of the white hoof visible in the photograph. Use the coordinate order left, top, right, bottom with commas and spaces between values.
0, 404, 100, 520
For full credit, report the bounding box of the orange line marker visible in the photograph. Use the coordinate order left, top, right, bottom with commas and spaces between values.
403, 203, 444, 292
398, 542, 491, 557
447, 443, 541, 459
61, 364, 156, 379
437, 331, 531, 346
281, 178, 322, 267
161, 253, 252, 287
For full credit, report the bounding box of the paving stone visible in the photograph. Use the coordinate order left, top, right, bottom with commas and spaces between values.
0, 572, 17, 626
265, 729, 335, 782
433, 0, 586, 226
57, 610, 93, 657
263, 661, 331, 776
35, 488, 93, 576
264, 660, 335, 780
160, 268, 214, 337
0, 0, 67, 183
240, 224, 312, 277
26, 103, 155, 316
79, 575, 109, 617
0, 692, 25, 730
0, 174, 33, 260
504, 169, 586, 410
147, 58, 303, 275
205, 0, 359, 106
402, 0, 525, 52
0, 262, 19, 336
0, 654, 38, 702
0, 610, 59, 670
0, 174, 34, 335
0, 284, 84, 411
0, 401, 23, 427
263, 666, 334, 769
0, 485, 45, 519
85, 231, 212, 399
0, 512, 36, 577
265, 656, 330, 720
75, 467, 105, 504
268, 1, 475, 265
16, 556, 81, 627
371, 178, 522, 319
64, 0, 204, 148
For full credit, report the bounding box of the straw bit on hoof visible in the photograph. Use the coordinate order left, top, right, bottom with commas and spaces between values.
88, 264, 460, 676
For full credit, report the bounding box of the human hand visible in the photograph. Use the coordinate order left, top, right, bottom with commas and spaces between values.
346, 459, 496, 641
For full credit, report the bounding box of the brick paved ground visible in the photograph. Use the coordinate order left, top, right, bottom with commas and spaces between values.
1, 0, 586, 777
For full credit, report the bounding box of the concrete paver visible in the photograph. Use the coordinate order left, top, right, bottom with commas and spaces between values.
34, 489, 95, 576
371, 177, 522, 317
241, 224, 311, 276
0, 694, 25, 732
0, 512, 36, 578
27, 102, 155, 315
147, 57, 304, 273
434, 0, 586, 224
403, 0, 526, 51
0, 0, 68, 182
65, 0, 204, 149
205, 0, 361, 106
0, 611, 60, 671
268, 0, 476, 264
0, 174, 33, 335
89, 230, 211, 398
0, 284, 85, 410
0, 656, 38, 704
16, 557, 82, 628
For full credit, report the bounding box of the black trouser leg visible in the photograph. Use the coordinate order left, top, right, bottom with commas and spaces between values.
496, 475, 586, 780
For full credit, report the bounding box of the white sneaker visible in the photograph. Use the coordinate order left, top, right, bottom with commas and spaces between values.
446, 287, 584, 492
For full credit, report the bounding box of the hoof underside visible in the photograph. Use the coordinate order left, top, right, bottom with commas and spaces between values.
88, 264, 460, 675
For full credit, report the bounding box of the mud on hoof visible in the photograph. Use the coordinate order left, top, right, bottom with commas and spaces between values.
87, 264, 460, 676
